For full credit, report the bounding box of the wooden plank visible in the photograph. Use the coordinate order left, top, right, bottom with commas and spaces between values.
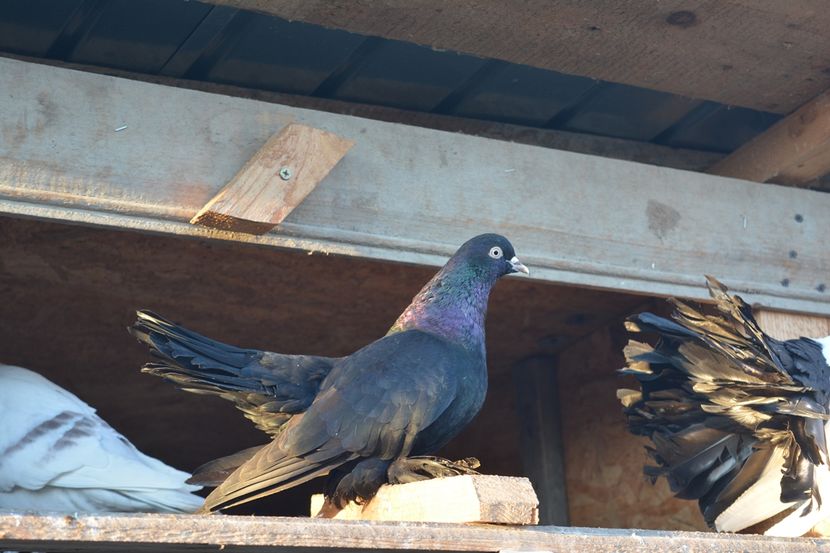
191, 123, 354, 234
756, 310, 830, 340
1, 57, 829, 315
708, 91, 830, 186
309, 475, 539, 525
1, 53, 725, 173
205, 1, 830, 113
0, 513, 825, 553
512, 357, 568, 525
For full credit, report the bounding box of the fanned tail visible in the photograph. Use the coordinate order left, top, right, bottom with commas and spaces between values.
130, 310, 336, 436
619, 277, 830, 535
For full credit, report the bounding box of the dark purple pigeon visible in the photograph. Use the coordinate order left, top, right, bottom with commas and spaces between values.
131, 234, 528, 513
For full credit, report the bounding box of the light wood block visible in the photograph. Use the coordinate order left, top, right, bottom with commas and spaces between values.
310, 475, 539, 525
191, 123, 354, 234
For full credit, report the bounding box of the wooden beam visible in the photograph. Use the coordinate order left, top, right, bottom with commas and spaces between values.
191, 123, 354, 234
1, 57, 829, 315
204, 1, 830, 113
0, 53, 724, 173
309, 475, 539, 524
513, 357, 568, 525
0, 513, 824, 553
708, 90, 830, 186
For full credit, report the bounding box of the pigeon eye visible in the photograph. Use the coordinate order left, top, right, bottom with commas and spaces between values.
488, 246, 503, 259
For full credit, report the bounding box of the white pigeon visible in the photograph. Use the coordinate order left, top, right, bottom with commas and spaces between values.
0, 364, 203, 513
619, 278, 830, 537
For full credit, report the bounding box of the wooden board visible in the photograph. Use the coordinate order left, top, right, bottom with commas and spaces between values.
709, 91, 830, 187
207, 1, 830, 113
309, 475, 539, 524
192, 123, 354, 233
1, 58, 829, 315
557, 313, 710, 531
0, 513, 824, 553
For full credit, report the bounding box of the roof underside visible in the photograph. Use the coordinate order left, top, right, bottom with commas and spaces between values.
0, 0, 785, 156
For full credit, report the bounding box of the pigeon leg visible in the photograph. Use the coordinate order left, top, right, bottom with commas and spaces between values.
388, 455, 481, 484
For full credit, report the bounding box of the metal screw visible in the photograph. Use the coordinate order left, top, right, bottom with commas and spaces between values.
279, 167, 292, 180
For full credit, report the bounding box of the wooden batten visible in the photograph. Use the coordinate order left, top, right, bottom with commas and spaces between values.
191, 123, 354, 234
708, 90, 830, 186
309, 475, 539, 525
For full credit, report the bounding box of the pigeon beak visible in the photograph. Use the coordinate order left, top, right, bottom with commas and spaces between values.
509, 256, 530, 275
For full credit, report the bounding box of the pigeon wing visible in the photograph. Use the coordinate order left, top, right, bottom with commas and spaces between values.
201, 330, 465, 512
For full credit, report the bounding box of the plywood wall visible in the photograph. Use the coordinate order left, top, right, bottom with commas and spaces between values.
0, 216, 645, 516
557, 316, 709, 531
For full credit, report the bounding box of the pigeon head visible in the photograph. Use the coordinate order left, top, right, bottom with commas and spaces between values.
445, 233, 529, 282
389, 233, 528, 352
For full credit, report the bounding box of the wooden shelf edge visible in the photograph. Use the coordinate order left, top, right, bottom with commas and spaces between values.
0, 513, 825, 553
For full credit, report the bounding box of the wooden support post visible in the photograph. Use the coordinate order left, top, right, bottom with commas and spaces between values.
708, 90, 830, 186
309, 475, 539, 524
513, 356, 568, 526
191, 123, 354, 234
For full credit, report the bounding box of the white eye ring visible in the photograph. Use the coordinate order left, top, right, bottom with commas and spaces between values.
489, 246, 503, 259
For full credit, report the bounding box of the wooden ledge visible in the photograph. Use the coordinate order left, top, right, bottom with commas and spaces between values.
0, 513, 826, 553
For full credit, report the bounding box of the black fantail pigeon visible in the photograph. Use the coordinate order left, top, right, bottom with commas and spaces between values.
619, 277, 830, 536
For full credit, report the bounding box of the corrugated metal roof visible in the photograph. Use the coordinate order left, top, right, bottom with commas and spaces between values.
0, 0, 781, 154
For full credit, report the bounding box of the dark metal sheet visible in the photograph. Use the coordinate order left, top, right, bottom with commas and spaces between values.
662, 106, 781, 153
451, 63, 596, 126
205, 14, 366, 95
332, 41, 488, 112
561, 83, 701, 141
69, 0, 212, 73
0, 0, 83, 56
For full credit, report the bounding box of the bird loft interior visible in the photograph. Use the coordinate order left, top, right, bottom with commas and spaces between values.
2, 1, 830, 551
